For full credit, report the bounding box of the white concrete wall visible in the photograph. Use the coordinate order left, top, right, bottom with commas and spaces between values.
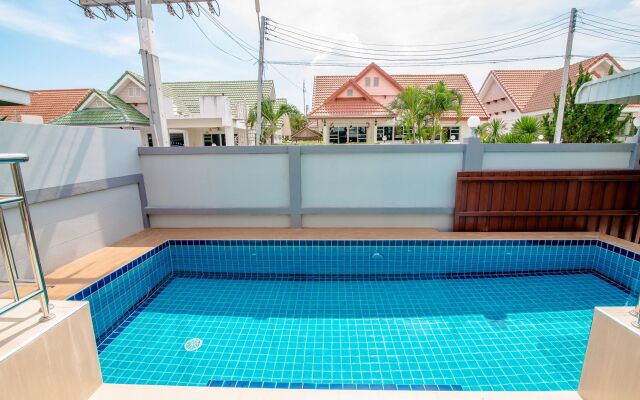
0, 122, 144, 275
140, 144, 636, 229
301, 152, 461, 208
483, 150, 632, 170
141, 154, 289, 208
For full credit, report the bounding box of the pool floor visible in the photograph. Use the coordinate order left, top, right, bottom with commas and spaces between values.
97, 272, 630, 390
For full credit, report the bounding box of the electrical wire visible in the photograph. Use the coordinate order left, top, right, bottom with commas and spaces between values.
265, 18, 568, 55
580, 11, 640, 30
575, 30, 640, 46
67, 0, 107, 21
196, 4, 258, 57
266, 25, 568, 58
188, 12, 255, 62
266, 29, 567, 62
266, 55, 566, 67
577, 21, 640, 40
266, 12, 570, 48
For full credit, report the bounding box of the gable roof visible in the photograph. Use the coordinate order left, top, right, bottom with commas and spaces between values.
0, 89, 91, 123
49, 89, 149, 126
523, 53, 623, 113
291, 126, 323, 141
126, 72, 276, 119
108, 70, 145, 93
480, 70, 550, 112
310, 69, 487, 120
163, 80, 275, 119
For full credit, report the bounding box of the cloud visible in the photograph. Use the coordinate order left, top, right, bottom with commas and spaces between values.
0, 3, 138, 57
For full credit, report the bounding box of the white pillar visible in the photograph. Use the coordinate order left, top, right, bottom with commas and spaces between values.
370, 121, 377, 143
224, 126, 235, 147
322, 123, 330, 144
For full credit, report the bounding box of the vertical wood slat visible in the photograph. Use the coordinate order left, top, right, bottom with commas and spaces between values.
453, 170, 640, 243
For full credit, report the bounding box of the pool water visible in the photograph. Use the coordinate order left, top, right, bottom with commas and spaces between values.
97, 271, 628, 390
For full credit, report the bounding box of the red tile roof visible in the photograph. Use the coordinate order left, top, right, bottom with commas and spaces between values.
488, 70, 550, 111
310, 67, 487, 120
0, 89, 91, 123
522, 54, 622, 113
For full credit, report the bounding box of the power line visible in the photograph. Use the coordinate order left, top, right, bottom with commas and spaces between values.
265, 18, 568, 55
580, 11, 640, 30
266, 25, 568, 59
189, 12, 255, 62
266, 29, 567, 62
266, 12, 570, 48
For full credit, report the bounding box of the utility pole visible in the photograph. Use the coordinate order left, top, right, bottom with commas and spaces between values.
76, 1, 217, 147
302, 80, 307, 116
134, 0, 169, 147
554, 8, 577, 144
256, 15, 266, 145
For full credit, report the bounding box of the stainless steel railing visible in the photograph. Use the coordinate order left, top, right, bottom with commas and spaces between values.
0, 153, 53, 320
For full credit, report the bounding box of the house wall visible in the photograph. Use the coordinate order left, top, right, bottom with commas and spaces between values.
0, 122, 144, 276
139, 143, 637, 230
479, 77, 521, 125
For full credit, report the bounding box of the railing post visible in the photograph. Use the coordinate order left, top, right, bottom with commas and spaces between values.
463, 136, 484, 171
288, 146, 302, 228
10, 162, 52, 320
628, 134, 640, 169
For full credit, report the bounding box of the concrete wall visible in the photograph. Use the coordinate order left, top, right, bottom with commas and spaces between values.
139, 142, 638, 230
0, 122, 144, 276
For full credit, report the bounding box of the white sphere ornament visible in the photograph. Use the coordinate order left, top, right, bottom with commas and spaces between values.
467, 116, 481, 128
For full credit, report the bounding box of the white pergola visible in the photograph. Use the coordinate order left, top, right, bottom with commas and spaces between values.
0, 84, 30, 106
576, 67, 640, 105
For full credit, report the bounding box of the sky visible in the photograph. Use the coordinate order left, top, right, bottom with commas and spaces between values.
2, 0, 640, 111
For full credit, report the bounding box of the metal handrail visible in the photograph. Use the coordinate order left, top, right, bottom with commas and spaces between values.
0, 153, 53, 320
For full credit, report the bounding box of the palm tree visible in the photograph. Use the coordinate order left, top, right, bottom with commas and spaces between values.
389, 86, 427, 144
478, 118, 506, 143
423, 82, 463, 144
247, 97, 296, 144
511, 116, 541, 135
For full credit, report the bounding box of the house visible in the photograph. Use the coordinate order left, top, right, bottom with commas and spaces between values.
0, 88, 92, 124
308, 63, 488, 144
478, 53, 640, 127
291, 126, 323, 142
48, 71, 291, 146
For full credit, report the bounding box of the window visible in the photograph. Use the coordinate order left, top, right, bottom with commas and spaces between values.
348, 126, 367, 143
346, 89, 353, 96
147, 134, 153, 147
170, 133, 184, 147
373, 77, 380, 87
376, 126, 394, 142
204, 133, 226, 146
442, 126, 461, 141
128, 86, 142, 98
329, 127, 347, 144
364, 77, 371, 87
94, 99, 106, 108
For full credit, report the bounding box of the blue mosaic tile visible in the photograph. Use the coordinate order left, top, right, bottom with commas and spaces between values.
69, 239, 640, 391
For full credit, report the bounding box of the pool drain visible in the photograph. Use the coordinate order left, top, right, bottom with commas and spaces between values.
184, 338, 203, 352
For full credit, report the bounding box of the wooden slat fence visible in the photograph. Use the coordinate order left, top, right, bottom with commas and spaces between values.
453, 170, 640, 243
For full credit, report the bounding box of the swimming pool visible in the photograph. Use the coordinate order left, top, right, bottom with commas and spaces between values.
70, 239, 640, 391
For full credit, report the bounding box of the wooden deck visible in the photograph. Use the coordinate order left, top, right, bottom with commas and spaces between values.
28, 228, 640, 301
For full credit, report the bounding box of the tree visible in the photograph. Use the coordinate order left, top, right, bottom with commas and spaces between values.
287, 105, 307, 133
423, 81, 463, 144
389, 86, 427, 144
544, 65, 630, 143
478, 118, 506, 143
247, 97, 296, 144
498, 116, 540, 143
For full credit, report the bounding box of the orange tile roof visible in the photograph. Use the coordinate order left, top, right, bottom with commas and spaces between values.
488, 70, 550, 111
310, 69, 487, 120
0, 89, 91, 123
522, 53, 622, 113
